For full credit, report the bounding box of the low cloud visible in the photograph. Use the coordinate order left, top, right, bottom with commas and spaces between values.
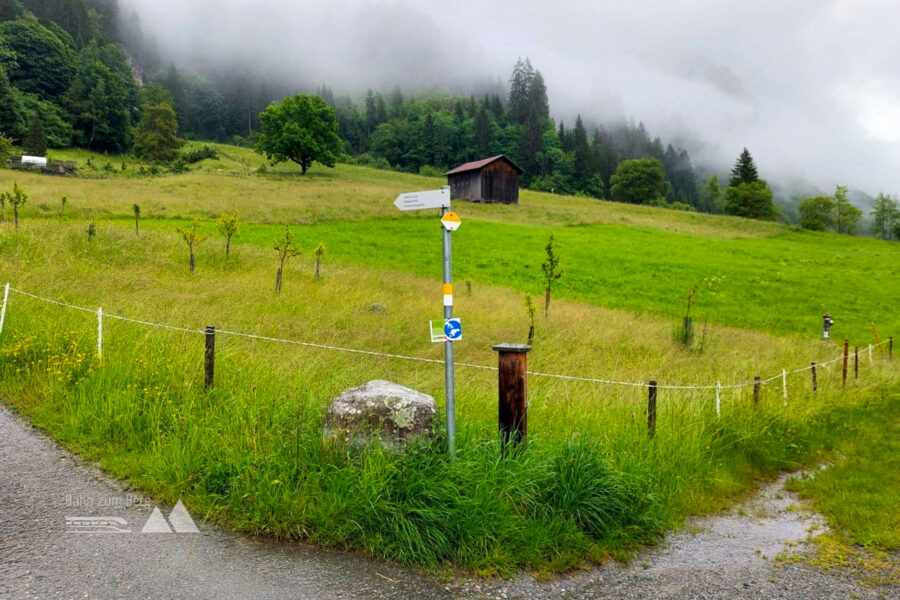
124, 0, 900, 195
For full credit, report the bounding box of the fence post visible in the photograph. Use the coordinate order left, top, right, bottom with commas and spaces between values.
868, 344, 873, 363
493, 343, 530, 452
782, 368, 788, 404
0, 283, 9, 338
753, 376, 761, 405
890, 337, 894, 361
842, 339, 849, 388
205, 325, 216, 390
648, 381, 657, 439
811, 362, 817, 392
854, 346, 859, 380
715, 382, 721, 418
97, 307, 103, 358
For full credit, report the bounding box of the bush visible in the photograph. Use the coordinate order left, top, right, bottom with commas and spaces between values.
418, 165, 445, 178
181, 145, 218, 164
353, 153, 392, 171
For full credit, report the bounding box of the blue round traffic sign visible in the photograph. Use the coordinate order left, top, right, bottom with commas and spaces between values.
444, 318, 462, 341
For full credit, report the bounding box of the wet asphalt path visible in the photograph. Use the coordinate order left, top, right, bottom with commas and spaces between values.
1, 402, 894, 599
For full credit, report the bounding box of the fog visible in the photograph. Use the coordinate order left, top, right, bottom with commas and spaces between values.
124, 0, 900, 195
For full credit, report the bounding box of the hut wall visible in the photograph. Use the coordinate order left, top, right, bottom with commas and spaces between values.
449, 171, 482, 201
480, 161, 520, 204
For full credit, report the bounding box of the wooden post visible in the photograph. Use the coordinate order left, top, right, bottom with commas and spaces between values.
854, 346, 859, 379
842, 339, 849, 388
493, 343, 530, 451
683, 317, 693, 343
753, 376, 761, 405
811, 362, 817, 392
890, 337, 894, 360
205, 325, 215, 390
648, 381, 657, 439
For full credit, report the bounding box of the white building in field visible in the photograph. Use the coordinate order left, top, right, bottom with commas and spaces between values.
21, 156, 47, 167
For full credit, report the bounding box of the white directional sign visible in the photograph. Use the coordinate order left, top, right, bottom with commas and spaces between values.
394, 188, 450, 211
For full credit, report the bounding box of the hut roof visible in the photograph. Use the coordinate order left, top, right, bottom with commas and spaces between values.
444, 155, 524, 176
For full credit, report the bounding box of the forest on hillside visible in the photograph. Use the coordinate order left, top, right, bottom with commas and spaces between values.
0, 0, 698, 204
0, 0, 898, 236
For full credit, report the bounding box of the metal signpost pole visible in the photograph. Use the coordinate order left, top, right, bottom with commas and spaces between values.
394, 185, 458, 457
441, 186, 456, 456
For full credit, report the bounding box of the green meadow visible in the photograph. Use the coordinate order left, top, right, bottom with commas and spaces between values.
0, 145, 897, 576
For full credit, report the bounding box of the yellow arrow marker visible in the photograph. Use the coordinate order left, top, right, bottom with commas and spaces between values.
443, 283, 453, 306
441, 211, 462, 231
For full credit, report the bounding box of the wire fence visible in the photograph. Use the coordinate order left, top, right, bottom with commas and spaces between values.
0, 283, 893, 399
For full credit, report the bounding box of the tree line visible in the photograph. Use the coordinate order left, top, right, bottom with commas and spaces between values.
1, 2, 897, 240
320, 58, 701, 208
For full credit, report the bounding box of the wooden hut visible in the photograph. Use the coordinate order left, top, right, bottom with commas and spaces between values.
445, 155, 523, 204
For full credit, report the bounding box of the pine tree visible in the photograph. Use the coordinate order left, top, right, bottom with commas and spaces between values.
517, 107, 545, 177
389, 86, 404, 118
374, 93, 387, 124
572, 115, 591, 187
133, 102, 180, 162
703, 175, 722, 213
364, 89, 376, 133
529, 69, 549, 119
474, 103, 491, 158
23, 115, 47, 155
591, 128, 618, 198
729, 148, 759, 186
508, 57, 532, 124
421, 112, 436, 166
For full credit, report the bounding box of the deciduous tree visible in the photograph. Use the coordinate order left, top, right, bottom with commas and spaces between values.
834, 185, 862, 234
609, 158, 669, 204
6, 181, 26, 228
870, 193, 898, 240
273, 225, 300, 292
541, 234, 562, 317
798, 195, 836, 231
256, 94, 342, 175
175, 218, 207, 273
215, 212, 240, 257
723, 180, 777, 221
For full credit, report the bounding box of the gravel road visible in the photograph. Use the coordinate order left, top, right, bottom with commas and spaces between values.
1, 402, 894, 600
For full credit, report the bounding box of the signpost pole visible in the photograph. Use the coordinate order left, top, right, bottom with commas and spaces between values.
441, 185, 456, 456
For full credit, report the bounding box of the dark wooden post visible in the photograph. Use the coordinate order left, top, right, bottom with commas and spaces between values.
205, 325, 215, 390
648, 381, 657, 439
842, 339, 849, 388
811, 362, 817, 392
890, 337, 894, 360
854, 346, 859, 379
753, 376, 761, 405
493, 343, 530, 451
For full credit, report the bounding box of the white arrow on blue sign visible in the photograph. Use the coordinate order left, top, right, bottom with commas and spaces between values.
444, 318, 462, 341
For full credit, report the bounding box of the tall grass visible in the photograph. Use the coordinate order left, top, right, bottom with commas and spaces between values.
0, 220, 896, 574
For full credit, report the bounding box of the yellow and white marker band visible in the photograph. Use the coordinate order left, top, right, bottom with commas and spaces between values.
443, 284, 453, 306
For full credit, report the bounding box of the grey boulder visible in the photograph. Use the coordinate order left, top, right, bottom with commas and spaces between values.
323, 380, 439, 450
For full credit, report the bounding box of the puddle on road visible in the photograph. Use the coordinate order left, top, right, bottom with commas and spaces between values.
641, 471, 826, 572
